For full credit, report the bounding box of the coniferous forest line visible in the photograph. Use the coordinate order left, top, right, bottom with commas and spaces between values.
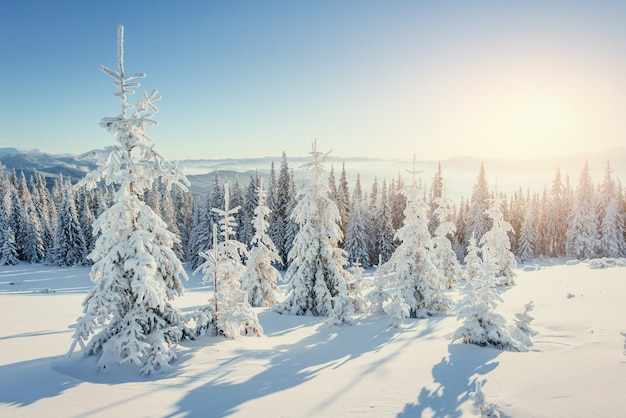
0, 154, 623, 269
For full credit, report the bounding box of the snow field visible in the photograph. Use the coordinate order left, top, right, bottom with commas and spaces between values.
0, 261, 625, 417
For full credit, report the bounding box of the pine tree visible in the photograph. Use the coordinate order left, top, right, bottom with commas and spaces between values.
366, 257, 391, 315
0, 185, 19, 265
173, 188, 194, 261
373, 180, 396, 264
53, 186, 87, 267
463, 235, 482, 281
480, 196, 517, 286
345, 176, 370, 268
337, 163, 351, 244
346, 260, 369, 313
566, 161, 598, 259
597, 162, 624, 258
274, 140, 353, 324
385, 176, 451, 320
428, 162, 445, 237
545, 168, 567, 257
431, 196, 461, 288
69, 26, 190, 375
190, 188, 215, 269
193, 184, 263, 338
452, 251, 516, 349
389, 174, 407, 232
465, 163, 491, 248
243, 180, 282, 307
239, 173, 260, 248
518, 197, 537, 263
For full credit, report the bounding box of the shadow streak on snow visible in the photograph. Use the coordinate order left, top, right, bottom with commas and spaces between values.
0, 356, 80, 407
169, 312, 407, 417
398, 344, 501, 418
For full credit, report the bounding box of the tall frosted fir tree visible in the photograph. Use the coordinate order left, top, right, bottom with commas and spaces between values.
465, 163, 491, 249
193, 184, 263, 338
385, 173, 451, 321
69, 26, 190, 375
274, 140, 353, 324
243, 180, 282, 307
480, 196, 517, 286
566, 161, 598, 259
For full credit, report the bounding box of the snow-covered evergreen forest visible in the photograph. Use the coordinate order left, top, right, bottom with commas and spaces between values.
1, 156, 623, 269
2, 19, 626, 416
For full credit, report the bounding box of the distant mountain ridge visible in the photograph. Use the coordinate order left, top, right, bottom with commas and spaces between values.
0, 147, 624, 199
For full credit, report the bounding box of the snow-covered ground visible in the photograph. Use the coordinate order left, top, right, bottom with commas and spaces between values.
0, 260, 624, 417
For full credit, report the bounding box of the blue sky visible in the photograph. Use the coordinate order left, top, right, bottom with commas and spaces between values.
1, 1, 626, 161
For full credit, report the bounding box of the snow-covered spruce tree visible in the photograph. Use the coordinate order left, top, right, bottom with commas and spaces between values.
53, 186, 88, 267
452, 251, 516, 350
0, 185, 19, 265
239, 173, 260, 248
243, 180, 282, 307
431, 196, 461, 288
597, 162, 625, 258
510, 300, 535, 350
517, 197, 537, 263
465, 163, 491, 249
463, 235, 482, 281
346, 260, 369, 312
373, 180, 396, 264
480, 196, 517, 286
274, 140, 353, 324
345, 176, 371, 268
192, 184, 263, 338
366, 256, 391, 315
566, 161, 598, 259
385, 175, 451, 320
428, 162, 445, 237
68, 26, 190, 375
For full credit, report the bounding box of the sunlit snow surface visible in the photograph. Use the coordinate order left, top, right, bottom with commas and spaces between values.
0, 260, 625, 417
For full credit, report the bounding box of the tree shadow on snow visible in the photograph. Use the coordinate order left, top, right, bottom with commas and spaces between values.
169, 312, 407, 417
398, 343, 501, 418
0, 356, 80, 408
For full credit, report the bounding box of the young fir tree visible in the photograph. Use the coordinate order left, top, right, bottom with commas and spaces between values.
68, 26, 190, 375
518, 195, 537, 263
346, 260, 369, 313
274, 152, 295, 267
545, 168, 567, 257
239, 173, 260, 248
274, 140, 353, 324
366, 256, 391, 315
53, 186, 87, 267
190, 188, 215, 269
243, 180, 282, 307
345, 176, 371, 268
374, 180, 396, 264
480, 196, 517, 286
430, 196, 461, 288
337, 163, 351, 245
452, 251, 516, 350
597, 162, 624, 258
0, 185, 19, 265
193, 184, 263, 338
463, 235, 482, 281
428, 162, 445, 237
510, 300, 535, 350
385, 173, 451, 321
566, 161, 599, 259
465, 163, 491, 249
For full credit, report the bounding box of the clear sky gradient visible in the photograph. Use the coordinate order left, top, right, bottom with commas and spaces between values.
1, 1, 625, 161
